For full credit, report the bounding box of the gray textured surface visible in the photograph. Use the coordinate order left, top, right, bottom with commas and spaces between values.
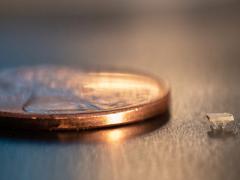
0, 8, 240, 180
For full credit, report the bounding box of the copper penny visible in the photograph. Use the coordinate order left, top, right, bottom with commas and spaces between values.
0, 66, 170, 130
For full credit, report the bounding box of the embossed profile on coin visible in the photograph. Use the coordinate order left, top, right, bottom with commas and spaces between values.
0, 66, 170, 130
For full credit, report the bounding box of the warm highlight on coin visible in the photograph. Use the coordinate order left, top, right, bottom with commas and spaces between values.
0, 66, 170, 130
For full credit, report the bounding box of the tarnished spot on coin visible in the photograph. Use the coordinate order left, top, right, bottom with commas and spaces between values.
0, 66, 170, 130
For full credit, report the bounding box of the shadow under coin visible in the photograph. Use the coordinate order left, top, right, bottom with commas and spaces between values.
0, 111, 170, 144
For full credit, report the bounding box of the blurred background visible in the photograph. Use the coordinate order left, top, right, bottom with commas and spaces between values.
0, 0, 239, 76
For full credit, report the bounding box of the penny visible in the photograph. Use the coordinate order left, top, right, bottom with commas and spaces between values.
0, 66, 170, 130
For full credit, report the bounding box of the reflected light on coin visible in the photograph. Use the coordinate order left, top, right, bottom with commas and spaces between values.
104, 113, 126, 125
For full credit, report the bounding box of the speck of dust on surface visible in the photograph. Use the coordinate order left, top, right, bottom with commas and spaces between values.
206, 113, 237, 138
